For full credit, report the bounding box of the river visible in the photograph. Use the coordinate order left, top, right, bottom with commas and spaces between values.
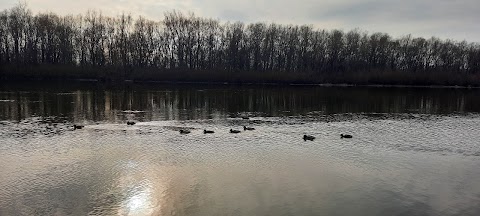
1, 82, 479, 215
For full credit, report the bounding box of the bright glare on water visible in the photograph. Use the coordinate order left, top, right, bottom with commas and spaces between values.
1, 83, 480, 215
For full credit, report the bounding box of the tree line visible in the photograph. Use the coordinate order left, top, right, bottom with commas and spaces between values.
1, 4, 479, 84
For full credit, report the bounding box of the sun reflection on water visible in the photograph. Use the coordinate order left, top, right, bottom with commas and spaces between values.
125, 187, 154, 216
118, 158, 164, 216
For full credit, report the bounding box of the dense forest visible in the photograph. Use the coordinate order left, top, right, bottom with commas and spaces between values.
1, 4, 480, 85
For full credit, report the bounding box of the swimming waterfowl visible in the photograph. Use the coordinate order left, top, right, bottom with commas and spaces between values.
303, 135, 315, 141
204, 129, 214, 134
127, 121, 136, 125
242, 117, 250, 120
230, 129, 241, 133
243, 126, 255, 131
73, 124, 84, 130
341, 134, 353, 138
179, 129, 191, 134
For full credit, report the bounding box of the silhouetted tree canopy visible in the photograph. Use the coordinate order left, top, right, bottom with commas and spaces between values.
1, 4, 479, 84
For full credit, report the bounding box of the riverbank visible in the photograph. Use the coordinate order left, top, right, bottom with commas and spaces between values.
1, 65, 479, 88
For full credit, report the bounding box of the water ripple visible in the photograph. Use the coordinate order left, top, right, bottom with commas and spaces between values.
1, 114, 480, 215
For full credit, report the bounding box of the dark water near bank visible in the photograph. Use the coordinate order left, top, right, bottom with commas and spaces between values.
1, 82, 480, 215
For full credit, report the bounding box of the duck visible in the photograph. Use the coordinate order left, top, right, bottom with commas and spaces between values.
230, 129, 241, 133
341, 134, 353, 138
204, 129, 214, 134
127, 121, 136, 125
179, 129, 191, 134
243, 126, 255, 131
73, 124, 84, 130
303, 135, 315, 141
242, 117, 250, 120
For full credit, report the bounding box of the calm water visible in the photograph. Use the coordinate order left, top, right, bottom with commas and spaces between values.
1, 82, 480, 216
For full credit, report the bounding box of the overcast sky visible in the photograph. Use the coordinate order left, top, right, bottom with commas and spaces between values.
1, 0, 479, 42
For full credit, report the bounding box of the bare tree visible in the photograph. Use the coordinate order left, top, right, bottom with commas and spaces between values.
1, 3, 479, 82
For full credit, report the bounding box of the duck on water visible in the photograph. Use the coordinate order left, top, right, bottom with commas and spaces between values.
303, 135, 315, 141
180, 129, 191, 134
73, 125, 84, 130
230, 129, 241, 133
341, 134, 353, 138
243, 126, 255, 131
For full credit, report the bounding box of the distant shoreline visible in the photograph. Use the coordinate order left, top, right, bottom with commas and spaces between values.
2, 64, 479, 89
2, 64, 480, 88
1, 75, 479, 89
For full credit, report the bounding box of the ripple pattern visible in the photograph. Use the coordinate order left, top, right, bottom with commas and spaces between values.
1, 114, 480, 215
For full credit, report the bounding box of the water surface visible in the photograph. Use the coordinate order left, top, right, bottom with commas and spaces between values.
1, 83, 480, 215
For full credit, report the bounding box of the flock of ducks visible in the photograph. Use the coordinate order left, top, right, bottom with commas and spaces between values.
174, 126, 255, 135
73, 119, 353, 141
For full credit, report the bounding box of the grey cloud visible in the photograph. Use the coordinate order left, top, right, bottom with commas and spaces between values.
305, 0, 480, 41
218, 9, 248, 22
0, 0, 479, 42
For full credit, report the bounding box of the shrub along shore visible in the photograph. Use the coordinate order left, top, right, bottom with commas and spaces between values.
2, 66, 479, 87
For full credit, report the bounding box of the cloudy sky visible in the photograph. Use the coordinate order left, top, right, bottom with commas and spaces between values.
1, 0, 479, 42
